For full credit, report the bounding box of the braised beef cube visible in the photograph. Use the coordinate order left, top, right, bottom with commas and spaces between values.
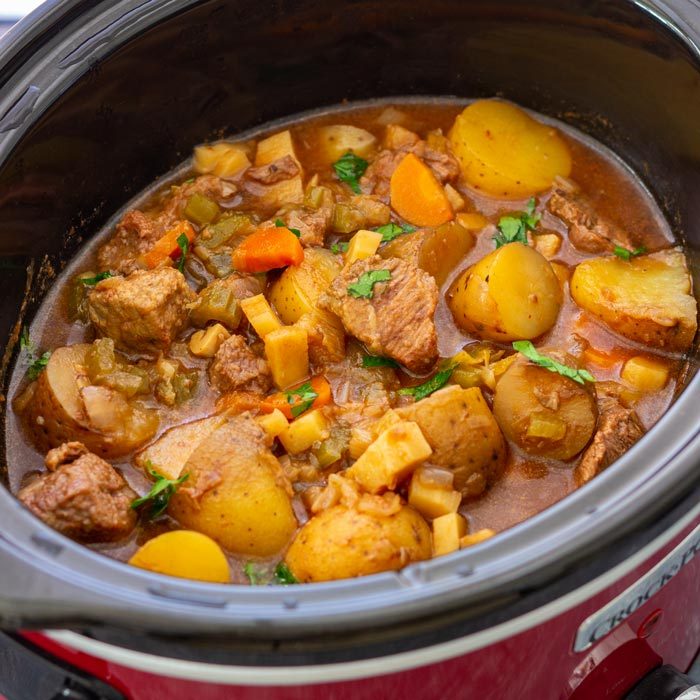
209, 335, 272, 394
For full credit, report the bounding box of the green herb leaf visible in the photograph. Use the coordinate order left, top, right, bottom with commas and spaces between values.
80, 271, 114, 286
131, 463, 189, 520
613, 245, 647, 261
362, 354, 399, 369
285, 381, 318, 418
274, 562, 298, 585
244, 562, 265, 586
493, 197, 540, 248
333, 151, 369, 194
275, 218, 301, 238
330, 242, 349, 255
27, 351, 51, 381
398, 365, 455, 401
374, 222, 416, 243
512, 340, 595, 385
176, 233, 189, 274
347, 269, 392, 299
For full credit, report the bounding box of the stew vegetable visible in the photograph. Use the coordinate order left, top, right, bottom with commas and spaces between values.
8, 99, 697, 585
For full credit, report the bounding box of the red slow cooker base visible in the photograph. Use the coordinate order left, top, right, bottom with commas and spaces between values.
22, 512, 700, 700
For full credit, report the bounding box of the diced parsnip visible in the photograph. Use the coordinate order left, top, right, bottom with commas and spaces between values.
193, 142, 251, 177
255, 130, 301, 167
460, 528, 495, 549
444, 184, 466, 212
533, 232, 562, 260
264, 326, 309, 389
256, 408, 289, 438
376, 107, 408, 126
345, 421, 432, 494
432, 513, 467, 556
621, 356, 669, 393
345, 229, 383, 265
279, 409, 330, 454
317, 125, 377, 163
129, 530, 230, 583
456, 212, 489, 231
409, 470, 462, 520
241, 294, 283, 338
188, 323, 230, 358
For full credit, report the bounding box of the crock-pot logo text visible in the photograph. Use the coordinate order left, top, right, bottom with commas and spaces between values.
574, 524, 700, 652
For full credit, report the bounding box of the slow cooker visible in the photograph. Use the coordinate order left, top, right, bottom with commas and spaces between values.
0, 1, 699, 698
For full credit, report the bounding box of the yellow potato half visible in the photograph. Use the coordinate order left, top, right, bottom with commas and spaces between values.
129, 530, 230, 583
449, 242, 562, 341
449, 100, 572, 199
285, 503, 431, 583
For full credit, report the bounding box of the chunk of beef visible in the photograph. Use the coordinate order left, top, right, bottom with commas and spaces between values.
361, 139, 460, 199
246, 156, 300, 185
575, 395, 645, 486
319, 256, 439, 373
331, 194, 391, 234
88, 267, 195, 354
19, 443, 137, 542
548, 179, 634, 253
281, 206, 333, 247
208, 335, 272, 394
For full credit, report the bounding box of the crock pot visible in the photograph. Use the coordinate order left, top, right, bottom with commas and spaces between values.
0, 1, 699, 698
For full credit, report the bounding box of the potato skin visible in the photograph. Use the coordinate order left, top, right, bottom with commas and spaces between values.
493, 358, 597, 460
267, 247, 341, 324
395, 386, 506, 497
449, 243, 562, 341
285, 503, 431, 583
448, 100, 572, 199
570, 249, 697, 352
168, 416, 297, 556
380, 221, 474, 286
23, 344, 157, 458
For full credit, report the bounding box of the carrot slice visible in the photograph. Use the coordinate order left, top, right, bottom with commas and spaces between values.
390, 152, 454, 227
139, 221, 196, 269
232, 225, 304, 273
261, 375, 332, 420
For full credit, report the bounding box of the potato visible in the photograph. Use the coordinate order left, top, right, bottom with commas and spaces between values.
448, 100, 572, 199
285, 503, 431, 582
23, 344, 158, 458
380, 221, 474, 286
449, 242, 562, 341
621, 356, 669, 393
135, 414, 227, 480
168, 416, 297, 556
493, 358, 597, 460
264, 326, 309, 390
129, 530, 230, 583
268, 247, 341, 323
253, 130, 304, 209
432, 513, 467, 556
570, 249, 697, 352
395, 386, 506, 497
316, 125, 377, 163
193, 142, 251, 177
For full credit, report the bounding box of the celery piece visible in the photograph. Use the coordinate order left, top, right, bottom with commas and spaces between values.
190, 285, 242, 328
85, 338, 116, 382
98, 371, 148, 399
200, 213, 253, 249
331, 203, 365, 234
184, 193, 220, 226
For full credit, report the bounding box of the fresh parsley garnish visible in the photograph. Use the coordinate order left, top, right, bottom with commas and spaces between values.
331, 242, 349, 255
176, 233, 189, 273
80, 271, 113, 286
512, 340, 595, 385
275, 218, 301, 238
493, 197, 540, 248
130, 463, 189, 520
285, 381, 318, 418
362, 354, 399, 369
333, 151, 368, 194
613, 245, 646, 261
347, 269, 392, 299
274, 562, 298, 585
27, 352, 51, 381
374, 222, 416, 243
399, 365, 455, 401
20, 328, 51, 380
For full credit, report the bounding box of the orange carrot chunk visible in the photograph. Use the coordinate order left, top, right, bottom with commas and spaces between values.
231, 225, 304, 273
390, 152, 454, 227
262, 375, 332, 420
139, 221, 196, 269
